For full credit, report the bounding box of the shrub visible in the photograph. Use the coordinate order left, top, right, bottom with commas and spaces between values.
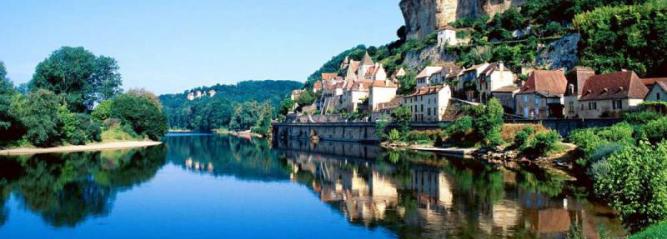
594, 141, 667, 231
388, 129, 401, 143
519, 130, 563, 158
569, 128, 607, 164
639, 117, 667, 144
513, 126, 534, 149
101, 124, 139, 142
630, 220, 667, 239
624, 111, 663, 125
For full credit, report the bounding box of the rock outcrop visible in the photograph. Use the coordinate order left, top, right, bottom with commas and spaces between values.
536, 34, 581, 71
400, 0, 526, 40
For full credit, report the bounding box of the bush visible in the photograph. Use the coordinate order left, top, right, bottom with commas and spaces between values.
630, 220, 667, 239
569, 128, 608, 164
594, 141, 667, 231
624, 111, 663, 125
388, 129, 401, 143
519, 130, 563, 158
513, 126, 534, 149
101, 124, 139, 142
639, 117, 667, 144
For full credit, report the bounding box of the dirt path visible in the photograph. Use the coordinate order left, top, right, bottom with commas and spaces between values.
0, 141, 162, 156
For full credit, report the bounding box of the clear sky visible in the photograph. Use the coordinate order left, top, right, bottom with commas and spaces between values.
0, 0, 404, 94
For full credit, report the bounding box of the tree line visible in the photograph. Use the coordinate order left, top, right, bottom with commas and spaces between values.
0, 47, 168, 148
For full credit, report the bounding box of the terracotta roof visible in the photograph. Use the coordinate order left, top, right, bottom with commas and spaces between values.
642, 77, 667, 86
313, 81, 323, 90
377, 97, 402, 110
416, 66, 443, 79
492, 85, 520, 93
361, 52, 374, 66
580, 71, 649, 101
409, 85, 445, 96
370, 80, 398, 88
321, 73, 338, 81
351, 80, 374, 92
518, 70, 568, 97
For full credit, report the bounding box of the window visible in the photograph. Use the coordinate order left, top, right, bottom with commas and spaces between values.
588, 102, 597, 110
613, 100, 623, 110
523, 95, 528, 103
427, 108, 431, 116
569, 102, 575, 113
523, 108, 529, 118
535, 97, 541, 106
657, 93, 661, 101
421, 105, 424, 112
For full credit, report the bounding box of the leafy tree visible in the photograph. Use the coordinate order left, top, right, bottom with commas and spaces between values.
279, 98, 295, 115
391, 106, 412, 135
397, 71, 417, 95
251, 103, 273, 136
10, 89, 62, 147
473, 98, 505, 147
109, 92, 168, 140
30, 47, 122, 112
91, 99, 113, 122
594, 141, 667, 231
296, 90, 316, 106
0, 61, 23, 145
229, 101, 262, 131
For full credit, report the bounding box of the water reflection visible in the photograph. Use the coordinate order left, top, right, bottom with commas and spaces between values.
277, 143, 625, 239
0, 135, 625, 238
0, 146, 166, 227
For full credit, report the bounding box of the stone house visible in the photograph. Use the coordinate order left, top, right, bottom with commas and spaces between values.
455, 63, 490, 99
369, 79, 398, 112
477, 62, 516, 103
416, 66, 444, 88
515, 70, 568, 119
563, 67, 596, 118
491, 85, 520, 113
402, 85, 452, 122
437, 28, 458, 47
577, 71, 648, 119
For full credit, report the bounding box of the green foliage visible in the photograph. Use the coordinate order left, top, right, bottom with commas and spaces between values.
513, 126, 535, 148
397, 70, 417, 95
101, 124, 139, 142
91, 99, 113, 122
520, 130, 563, 158
251, 103, 273, 136
594, 141, 667, 231
296, 90, 315, 106
569, 122, 636, 165
159, 80, 301, 130
279, 98, 295, 115
474, 98, 505, 147
388, 129, 401, 143
229, 101, 262, 131
574, 1, 667, 76
58, 106, 101, 145
624, 110, 664, 124
375, 115, 390, 140
0, 61, 23, 145
30, 46, 122, 112
108, 92, 168, 140
10, 89, 62, 147
391, 106, 412, 134
630, 220, 667, 239
638, 117, 667, 144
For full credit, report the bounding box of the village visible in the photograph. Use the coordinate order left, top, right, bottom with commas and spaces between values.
289, 48, 666, 123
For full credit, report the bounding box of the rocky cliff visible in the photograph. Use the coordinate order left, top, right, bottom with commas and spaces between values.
400, 0, 525, 39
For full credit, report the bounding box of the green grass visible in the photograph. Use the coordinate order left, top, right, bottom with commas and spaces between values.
101, 125, 140, 142
631, 221, 667, 239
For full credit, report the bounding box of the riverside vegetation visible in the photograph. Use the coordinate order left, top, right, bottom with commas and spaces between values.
0, 47, 168, 149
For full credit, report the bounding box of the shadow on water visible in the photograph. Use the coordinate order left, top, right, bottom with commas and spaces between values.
0, 145, 166, 228
0, 134, 626, 238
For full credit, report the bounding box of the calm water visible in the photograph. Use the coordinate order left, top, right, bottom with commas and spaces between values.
0, 134, 626, 239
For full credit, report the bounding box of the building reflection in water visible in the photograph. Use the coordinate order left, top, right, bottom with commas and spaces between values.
279, 141, 625, 239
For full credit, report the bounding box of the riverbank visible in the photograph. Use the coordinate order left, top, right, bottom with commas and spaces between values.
215, 129, 264, 140
0, 141, 162, 156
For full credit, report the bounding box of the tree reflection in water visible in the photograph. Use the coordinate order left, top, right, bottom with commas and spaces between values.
0, 146, 166, 227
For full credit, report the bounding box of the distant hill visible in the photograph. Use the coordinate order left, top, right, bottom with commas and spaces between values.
159, 80, 303, 130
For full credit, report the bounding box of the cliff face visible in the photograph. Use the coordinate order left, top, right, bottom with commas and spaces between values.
400, 0, 525, 39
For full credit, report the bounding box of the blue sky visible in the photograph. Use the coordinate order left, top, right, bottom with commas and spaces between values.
0, 0, 403, 94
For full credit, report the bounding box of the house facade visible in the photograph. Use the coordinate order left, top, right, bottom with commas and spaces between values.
515, 70, 568, 119
563, 67, 596, 118
646, 81, 667, 102
577, 71, 648, 118
477, 62, 515, 103
402, 85, 452, 122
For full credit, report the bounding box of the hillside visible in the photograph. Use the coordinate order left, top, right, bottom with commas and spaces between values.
305, 0, 666, 89
159, 80, 303, 131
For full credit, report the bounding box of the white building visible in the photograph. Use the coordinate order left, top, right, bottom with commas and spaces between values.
402, 85, 452, 122
477, 62, 516, 103
416, 66, 443, 88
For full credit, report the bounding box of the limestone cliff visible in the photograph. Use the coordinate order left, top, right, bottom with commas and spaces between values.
400, 0, 525, 40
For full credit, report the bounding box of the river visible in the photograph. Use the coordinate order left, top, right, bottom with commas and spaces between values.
0, 134, 626, 238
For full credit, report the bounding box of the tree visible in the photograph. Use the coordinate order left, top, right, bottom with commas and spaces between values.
31, 47, 122, 112
397, 71, 417, 95
109, 92, 168, 140
279, 98, 295, 115
391, 106, 412, 135
0, 62, 24, 145
229, 101, 261, 131
474, 98, 505, 147
296, 90, 316, 106
10, 89, 62, 147
251, 102, 273, 136
594, 141, 667, 231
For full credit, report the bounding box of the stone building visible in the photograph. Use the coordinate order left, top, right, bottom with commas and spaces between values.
402, 85, 452, 122
515, 70, 568, 119
563, 67, 596, 118
577, 71, 648, 119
